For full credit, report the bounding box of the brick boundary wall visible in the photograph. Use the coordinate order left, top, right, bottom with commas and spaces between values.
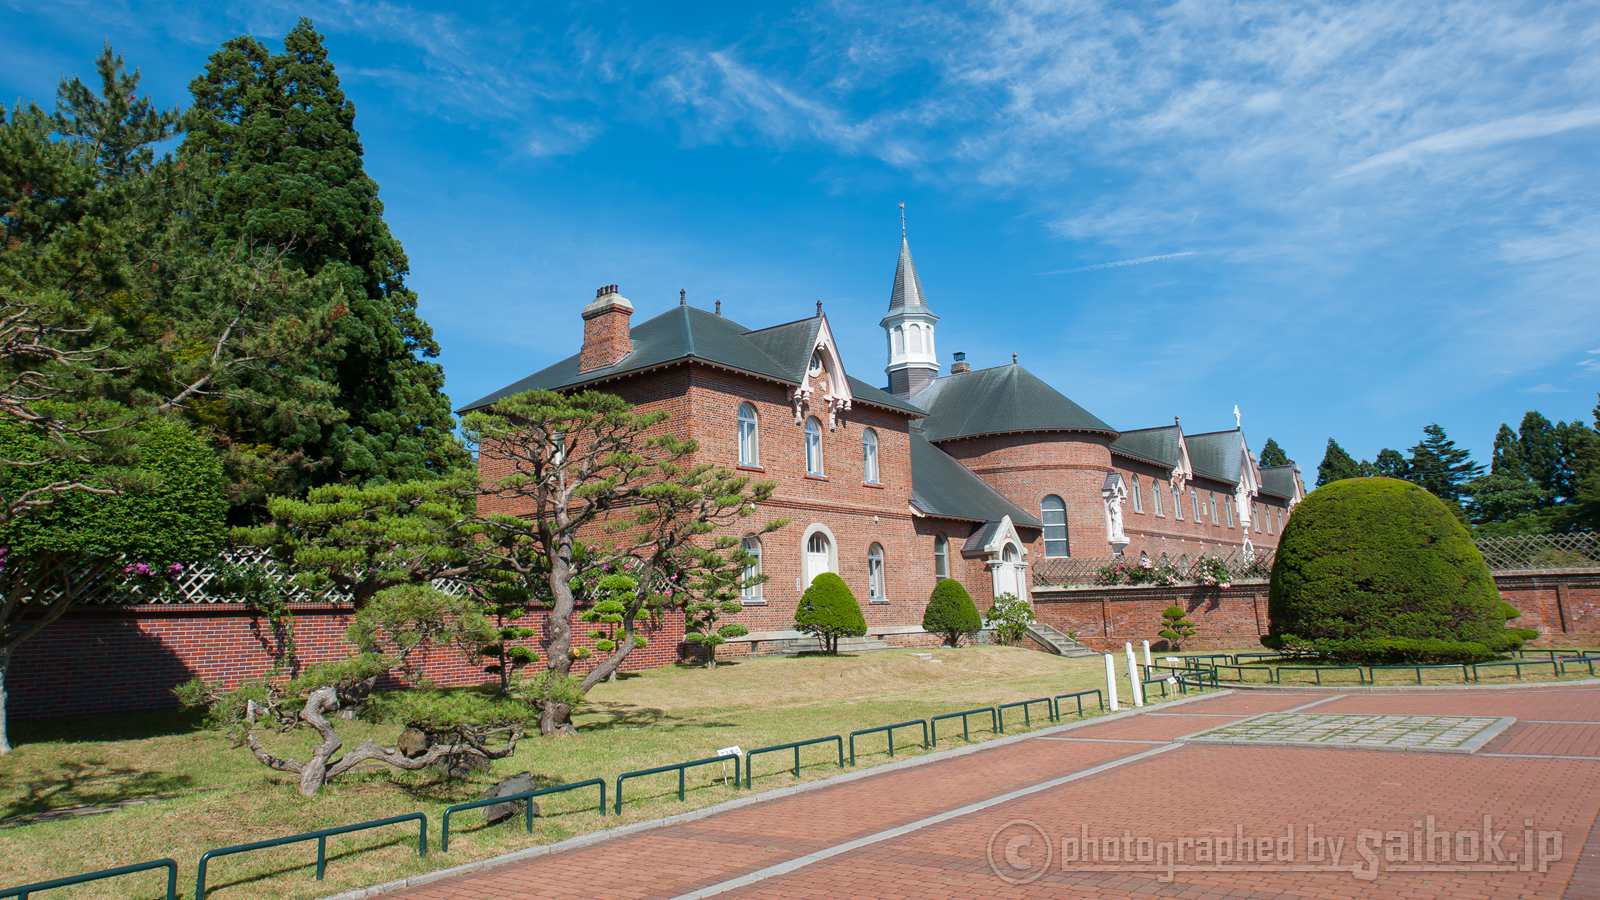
8, 571, 1598, 721
1031, 569, 1600, 652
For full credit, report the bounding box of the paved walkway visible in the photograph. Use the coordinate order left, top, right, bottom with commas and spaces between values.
381, 685, 1600, 899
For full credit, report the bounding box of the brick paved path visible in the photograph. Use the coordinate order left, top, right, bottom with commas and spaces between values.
385, 686, 1600, 900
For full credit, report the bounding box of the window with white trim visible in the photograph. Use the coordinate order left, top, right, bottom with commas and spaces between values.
1255, 504, 1263, 533
1041, 495, 1069, 557
1131, 475, 1144, 513
1152, 481, 1164, 517
1174, 484, 1184, 520
1209, 492, 1219, 524
740, 536, 763, 602
867, 543, 886, 601
934, 535, 949, 578
1191, 489, 1201, 521
737, 402, 759, 467
862, 428, 880, 484
805, 417, 824, 476
1225, 496, 1235, 528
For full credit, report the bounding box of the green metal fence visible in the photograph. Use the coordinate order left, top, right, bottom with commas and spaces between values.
997, 697, 1055, 732
1274, 664, 1368, 686
744, 736, 845, 788
1472, 658, 1559, 681
1366, 662, 1473, 685
194, 813, 427, 900
1052, 688, 1104, 719
931, 706, 999, 744
614, 753, 740, 814
2, 858, 177, 900
847, 719, 929, 764
1557, 654, 1600, 677
440, 779, 607, 851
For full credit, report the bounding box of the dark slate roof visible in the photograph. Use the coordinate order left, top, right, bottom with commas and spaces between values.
1111, 424, 1181, 468
888, 236, 931, 313
910, 430, 1040, 527
460, 306, 922, 416
1186, 429, 1245, 485
909, 364, 1116, 442
1260, 465, 1299, 500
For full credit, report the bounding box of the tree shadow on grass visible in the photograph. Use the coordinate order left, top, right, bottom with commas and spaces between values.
1, 759, 195, 824
196, 832, 420, 898
10, 706, 209, 746
576, 702, 739, 734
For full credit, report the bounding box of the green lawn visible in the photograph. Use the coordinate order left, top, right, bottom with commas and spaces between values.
0, 646, 1127, 899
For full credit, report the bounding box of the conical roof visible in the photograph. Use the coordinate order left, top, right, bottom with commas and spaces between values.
888, 236, 930, 313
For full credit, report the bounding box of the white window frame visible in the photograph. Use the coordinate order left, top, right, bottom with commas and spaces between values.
740, 536, 763, 603
1174, 484, 1184, 520
867, 543, 886, 602
1225, 496, 1235, 528
1131, 474, 1144, 513
1152, 482, 1164, 517
1209, 492, 1219, 525
737, 402, 760, 467
862, 427, 880, 484
805, 417, 825, 476
934, 535, 949, 578
1041, 494, 1069, 558
1191, 489, 1201, 521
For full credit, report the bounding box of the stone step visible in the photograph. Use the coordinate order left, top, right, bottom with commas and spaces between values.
1027, 623, 1098, 658
779, 635, 894, 655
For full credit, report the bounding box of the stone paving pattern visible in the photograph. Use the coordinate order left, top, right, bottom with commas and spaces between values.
1184, 712, 1509, 751
393, 686, 1600, 900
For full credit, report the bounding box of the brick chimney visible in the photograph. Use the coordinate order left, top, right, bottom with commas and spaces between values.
579, 284, 634, 372
950, 351, 971, 375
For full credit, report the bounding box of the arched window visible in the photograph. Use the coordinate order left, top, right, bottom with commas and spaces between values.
808, 350, 825, 377
862, 428, 880, 484
804, 529, 834, 585
1174, 485, 1184, 520
740, 536, 763, 602
867, 543, 886, 601
805, 417, 824, 476
934, 535, 949, 578
1209, 492, 1219, 524
1152, 481, 1164, 517
1191, 489, 1201, 521
1225, 496, 1235, 528
1131, 474, 1144, 513
1254, 505, 1263, 533
892, 326, 905, 355
737, 402, 759, 467
1041, 495, 1069, 558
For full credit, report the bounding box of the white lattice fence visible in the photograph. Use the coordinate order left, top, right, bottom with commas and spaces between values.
1474, 532, 1600, 572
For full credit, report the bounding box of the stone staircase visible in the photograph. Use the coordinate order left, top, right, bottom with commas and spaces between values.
779, 634, 893, 655
1026, 622, 1098, 658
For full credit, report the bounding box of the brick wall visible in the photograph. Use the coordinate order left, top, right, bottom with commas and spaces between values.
7, 602, 687, 720
1032, 569, 1600, 652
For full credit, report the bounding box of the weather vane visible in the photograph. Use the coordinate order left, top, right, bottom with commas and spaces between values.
899, 200, 906, 238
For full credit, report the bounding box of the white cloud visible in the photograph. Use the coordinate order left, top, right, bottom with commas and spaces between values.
1041, 251, 1201, 276
1338, 106, 1600, 178
524, 119, 601, 158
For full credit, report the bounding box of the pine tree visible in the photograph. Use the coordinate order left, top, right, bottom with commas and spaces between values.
1518, 412, 1561, 498
1372, 448, 1410, 481
1258, 438, 1289, 467
53, 44, 178, 183
1406, 424, 1483, 504
1490, 424, 1525, 477
1316, 438, 1362, 486
180, 20, 466, 505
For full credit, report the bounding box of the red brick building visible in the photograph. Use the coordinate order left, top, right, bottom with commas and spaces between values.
462, 216, 1306, 651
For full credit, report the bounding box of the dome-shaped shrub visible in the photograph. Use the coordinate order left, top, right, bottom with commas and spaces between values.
1266, 478, 1530, 662
922, 579, 981, 647
794, 572, 867, 654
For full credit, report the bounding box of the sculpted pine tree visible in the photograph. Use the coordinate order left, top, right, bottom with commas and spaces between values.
464, 389, 780, 735
181, 19, 465, 507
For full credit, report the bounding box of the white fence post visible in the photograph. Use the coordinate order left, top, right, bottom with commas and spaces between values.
1142, 640, 1152, 667
1104, 653, 1120, 711
1125, 642, 1144, 707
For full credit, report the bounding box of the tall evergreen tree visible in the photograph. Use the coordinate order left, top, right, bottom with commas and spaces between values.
1406, 424, 1483, 504
53, 44, 178, 183
1316, 438, 1362, 486
1372, 448, 1410, 481
180, 19, 465, 506
1258, 438, 1289, 467
1489, 424, 1525, 477
1518, 411, 1561, 499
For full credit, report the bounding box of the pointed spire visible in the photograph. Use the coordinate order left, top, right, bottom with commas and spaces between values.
888, 205, 929, 313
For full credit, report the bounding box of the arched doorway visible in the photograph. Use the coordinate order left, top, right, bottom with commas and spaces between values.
802, 525, 837, 587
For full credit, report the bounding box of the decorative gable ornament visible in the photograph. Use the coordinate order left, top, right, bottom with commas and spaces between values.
790, 320, 853, 429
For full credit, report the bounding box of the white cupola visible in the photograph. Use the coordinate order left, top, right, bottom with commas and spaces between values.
881, 202, 940, 396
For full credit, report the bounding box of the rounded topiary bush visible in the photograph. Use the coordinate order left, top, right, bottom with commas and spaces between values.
922, 578, 981, 647
794, 572, 867, 654
1266, 477, 1532, 663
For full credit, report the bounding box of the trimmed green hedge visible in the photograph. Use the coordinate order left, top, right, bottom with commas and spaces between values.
1265, 477, 1533, 663
794, 572, 867, 654
922, 578, 981, 646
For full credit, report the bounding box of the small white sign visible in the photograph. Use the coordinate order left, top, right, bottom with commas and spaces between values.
717, 745, 743, 759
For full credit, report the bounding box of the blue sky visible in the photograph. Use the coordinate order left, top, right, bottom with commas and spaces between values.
5, 0, 1599, 469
